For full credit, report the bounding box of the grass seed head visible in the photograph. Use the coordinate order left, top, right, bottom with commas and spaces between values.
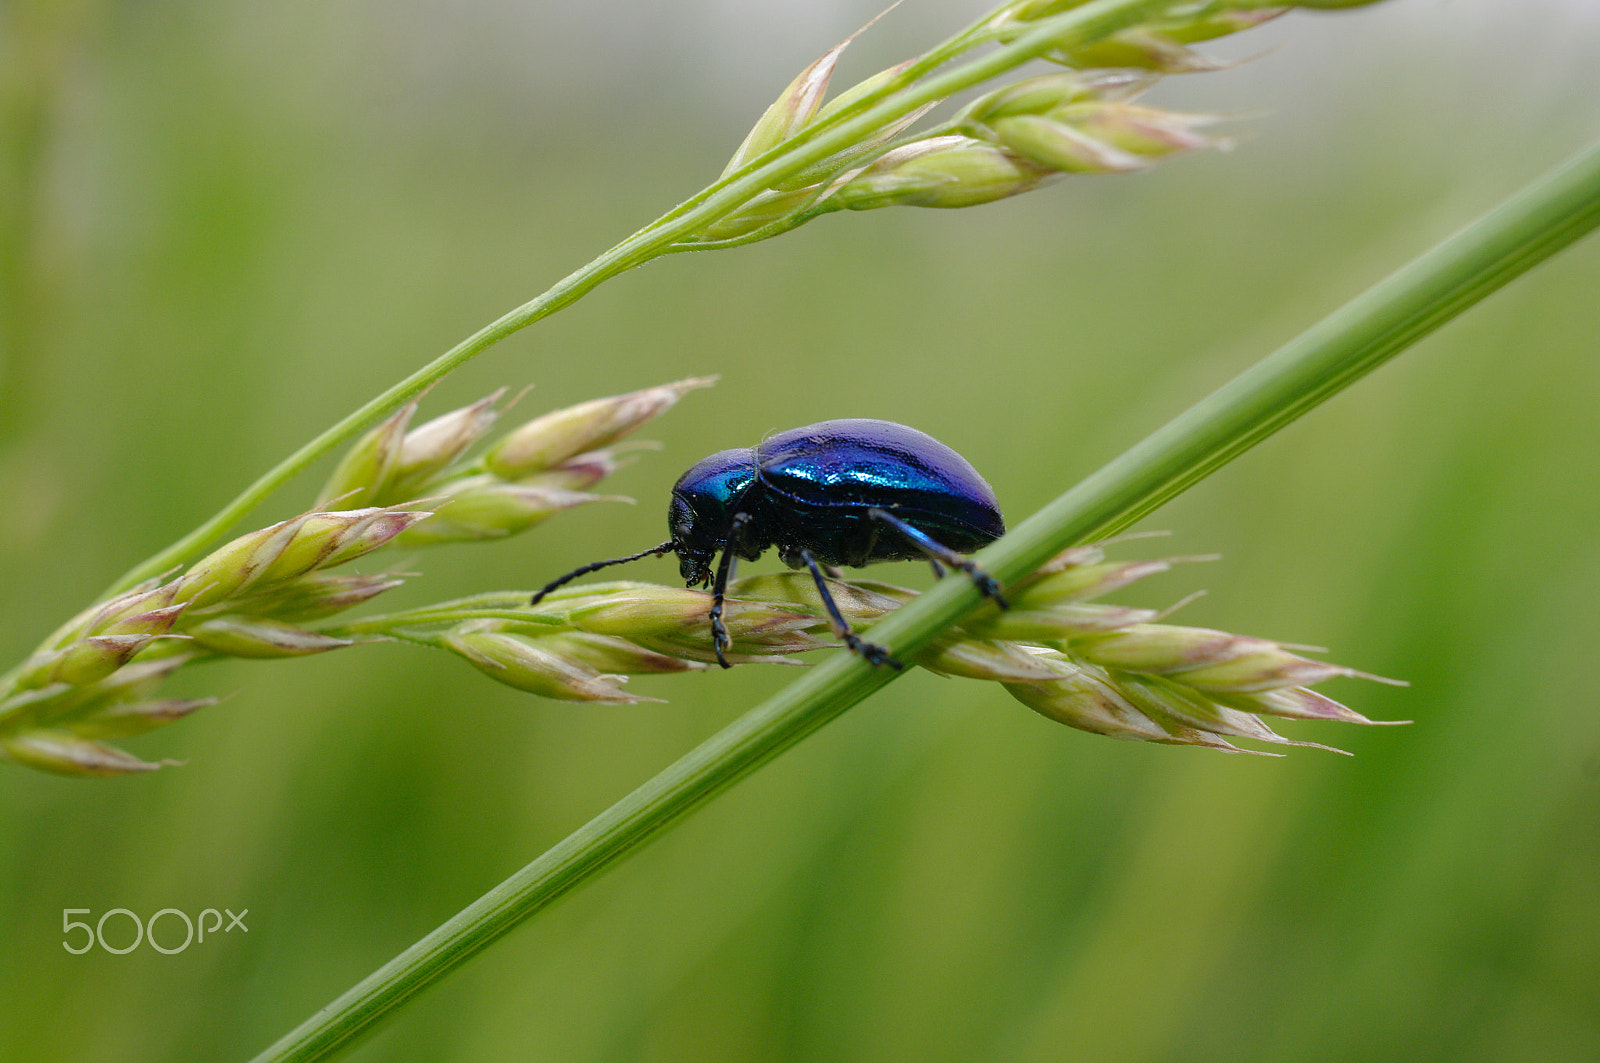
830, 136, 1050, 210
379, 390, 505, 504
315, 400, 415, 508
396, 481, 623, 545
483, 377, 716, 479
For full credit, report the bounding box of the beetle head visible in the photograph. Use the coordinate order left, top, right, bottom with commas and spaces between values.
668, 447, 758, 588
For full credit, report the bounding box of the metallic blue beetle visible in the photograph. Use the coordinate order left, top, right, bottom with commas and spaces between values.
530, 418, 1007, 668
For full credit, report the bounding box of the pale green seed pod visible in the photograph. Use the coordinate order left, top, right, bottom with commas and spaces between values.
1057, 27, 1233, 73
551, 584, 727, 638
721, 38, 848, 177
14, 599, 191, 690
916, 639, 1080, 682
226, 571, 406, 623
1218, 686, 1395, 726
0, 728, 176, 776
70, 697, 217, 741
962, 70, 1154, 125
975, 600, 1161, 641
267, 509, 423, 577
765, 62, 935, 195
728, 571, 911, 619
1013, 554, 1176, 602
1069, 623, 1356, 694
187, 617, 355, 658
395, 481, 621, 545
1004, 662, 1180, 744
989, 114, 1149, 173
0, 656, 199, 749
484, 377, 716, 479
1060, 102, 1218, 158
316, 401, 414, 508
176, 515, 313, 609
829, 137, 1049, 210
441, 625, 661, 703
630, 628, 829, 667
1114, 673, 1345, 753
380, 390, 504, 504
178, 507, 429, 611
522, 447, 628, 492
54, 579, 182, 645
24, 633, 181, 688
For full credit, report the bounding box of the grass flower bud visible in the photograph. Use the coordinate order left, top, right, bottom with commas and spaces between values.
916, 639, 1083, 682
0, 729, 177, 776
380, 391, 504, 504
1219, 686, 1396, 726
24, 633, 183, 688
178, 506, 428, 610
1072, 624, 1348, 692
70, 655, 191, 705
963, 71, 1154, 125
591, 593, 829, 663
226, 571, 406, 623
550, 584, 725, 637
989, 114, 1147, 173
52, 579, 182, 645
71, 697, 217, 740
484, 377, 716, 479
829, 136, 1048, 211
721, 38, 847, 177
522, 447, 629, 492
990, 102, 1219, 175
316, 401, 414, 508
1065, 102, 1219, 157
15, 601, 191, 690
535, 578, 830, 664
1016, 553, 1177, 600
187, 617, 355, 658
995, 3, 1285, 70
441, 624, 666, 703
980, 601, 1162, 640
175, 513, 317, 608
0, 655, 208, 775
1113, 673, 1346, 753
396, 481, 621, 545
542, 631, 705, 676
1060, 27, 1232, 73
1004, 660, 1189, 745
728, 571, 912, 619
279, 508, 428, 573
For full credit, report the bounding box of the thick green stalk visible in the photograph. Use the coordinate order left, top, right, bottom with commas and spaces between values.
247, 136, 1600, 1063
104, 0, 1170, 599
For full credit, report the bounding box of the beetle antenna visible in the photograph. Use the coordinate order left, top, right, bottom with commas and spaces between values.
530, 541, 675, 605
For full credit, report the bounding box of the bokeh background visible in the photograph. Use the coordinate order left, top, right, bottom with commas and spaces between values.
3, 1, 1599, 1060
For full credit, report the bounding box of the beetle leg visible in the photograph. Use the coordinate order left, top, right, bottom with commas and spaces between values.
928, 558, 946, 580
797, 549, 903, 670
707, 514, 750, 669
866, 507, 1008, 608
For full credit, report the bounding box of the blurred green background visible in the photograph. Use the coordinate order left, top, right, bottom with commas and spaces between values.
3, 1, 1599, 1060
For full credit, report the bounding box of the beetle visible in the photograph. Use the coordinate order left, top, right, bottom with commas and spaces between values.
530, 418, 1007, 669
